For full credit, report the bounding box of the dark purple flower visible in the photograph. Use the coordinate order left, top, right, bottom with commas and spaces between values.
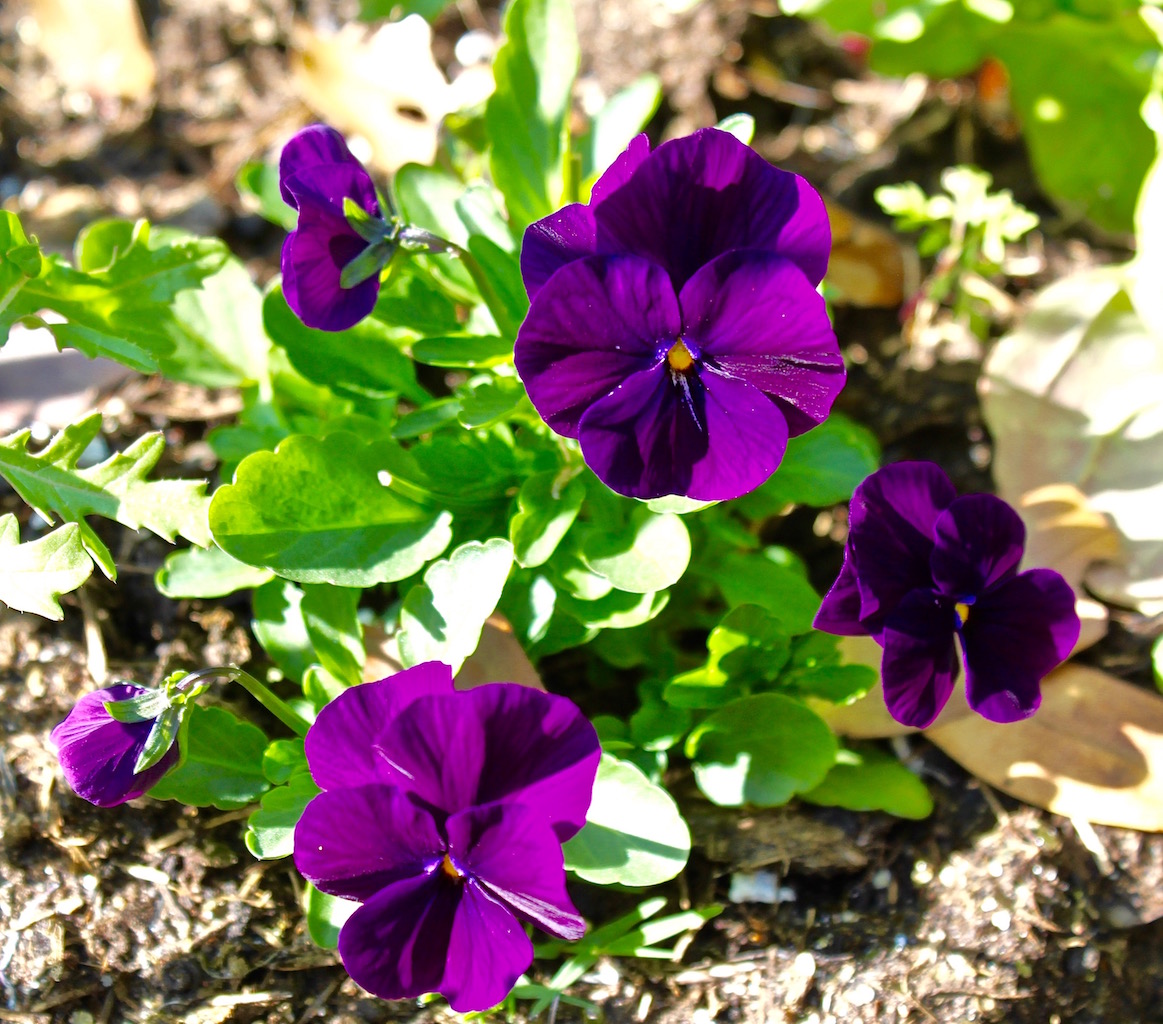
50, 683, 180, 807
815, 462, 1081, 728
513, 127, 845, 501
279, 124, 385, 331
294, 662, 601, 1012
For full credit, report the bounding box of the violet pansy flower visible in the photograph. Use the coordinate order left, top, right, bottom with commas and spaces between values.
50, 683, 181, 807
279, 124, 390, 332
513, 127, 845, 501
294, 662, 601, 1012
815, 461, 1080, 729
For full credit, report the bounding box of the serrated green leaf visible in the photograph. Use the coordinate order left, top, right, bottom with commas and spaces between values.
398, 538, 514, 674
209, 432, 453, 587
301, 583, 364, 687
149, 704, 269, 809
0, 515, 93, 620
245, 771, 320, 859
562, 753, 690, 886
0, 414, 210, 579
485, 0, 579, 229
686, 693, 837, 807
582, 508, 690, 594
511, 471, 585, 568
802, 745, 932, 820
156, 545, 274, 599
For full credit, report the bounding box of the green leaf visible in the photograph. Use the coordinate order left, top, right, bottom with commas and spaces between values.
135, 706, 184, 774
802, 745, 933, 820
511, 471, 585, 568
261, 737, 308, 785
252, 580, 314, 684
209, 433, 453, 587
582, 508, 691, 594
357, 0, 453, 20
0, 414, 210, 580
149, 704, 270, 809
304, 882, 359, 950
301, 583, 364, 687
235, 160, 298, 230
704, 550, 820, 634
715, 112, 755, 145
780, 662, 876, 705
105, 688, 171, 724
156, 545, 274, 599
562, 754, 691, 886
393, 164, 475, 297
456, 374, 527, 429
686, 693, 837, 807
557, 588, 669, 630
411, 334, 513, 368
263, 284, 428, 402
485, 0, 579, 229
398, 538, 514, 673
245, 772, 320, 859
0, 515, 93, 620
629, 701, 690, 752
583, 74, 662, 182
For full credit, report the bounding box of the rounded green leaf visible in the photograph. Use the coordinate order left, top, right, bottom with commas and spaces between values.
245, 772, 320, 860
563, 754, 690, 886
582, 509, 690, 594
156, 544, 274, 599
209, 433, 453, 587
304, 882, 359, 950
802, 746, 933, 820
686, 693, 837, 807
511, 471, 585, 568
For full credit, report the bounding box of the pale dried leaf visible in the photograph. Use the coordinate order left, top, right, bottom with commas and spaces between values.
824, 199, 915, 308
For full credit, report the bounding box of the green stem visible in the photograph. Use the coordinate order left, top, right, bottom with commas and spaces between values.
181, 666, 311, 737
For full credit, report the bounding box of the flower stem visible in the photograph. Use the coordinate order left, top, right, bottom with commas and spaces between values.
179, 666, 312, 737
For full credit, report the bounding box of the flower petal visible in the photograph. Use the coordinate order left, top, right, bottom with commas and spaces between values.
679, 251, 844, 436
578, 361, 790, 501
441, 881, 534, 1013
961, 568, 1080, 723
590, 132, 653, 204
881, 589, 959, 729
520, 204, 597, 302
294, 784, 443, 901
281, 205, 379, 332
514, 255, 677, 437
378, 684, 600, 839
337, 872, 457, 1003
814, 549, 866, 636
279, 124, 372, 207
593, 127, 831, 289
50, 684, 179, 807
448, 803, 585, 940
846, 462, 957, 638
304, 662, 455, 792
930, 493, 1026, 600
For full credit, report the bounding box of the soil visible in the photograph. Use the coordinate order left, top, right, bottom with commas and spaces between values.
3, 1, 1163, 1023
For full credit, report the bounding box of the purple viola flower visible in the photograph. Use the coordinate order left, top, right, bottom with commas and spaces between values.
513, 127, 845, 501
815, 462, 1081, 728
50, 683, 180, 807
294, 662, 601, 1012
279, 124, 387, 332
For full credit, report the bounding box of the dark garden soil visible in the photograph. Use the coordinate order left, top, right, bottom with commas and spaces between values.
3, 1, 1163, 1022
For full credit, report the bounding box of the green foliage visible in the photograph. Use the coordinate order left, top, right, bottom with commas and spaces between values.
511, 471, 586, 567
245, 771, 320, 859
303, 882, 358, 950
580, 74, 662, 187
251, 580, 315, 684
236, 160, 298, 230
562, 754, 691, 885
802, 744, 933, 819
582, 507, 691, 594
486, 0, 579, 228
0, 414, 210, 580
149, 704, 269, 809
301, 583, 365, 686
156, 545, 274, 599
0, 515, 93, 620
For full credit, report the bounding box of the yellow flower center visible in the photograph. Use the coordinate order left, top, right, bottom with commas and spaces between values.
439, 854, 463, 881
955, 602, 971, 626
666, 339, 695, 373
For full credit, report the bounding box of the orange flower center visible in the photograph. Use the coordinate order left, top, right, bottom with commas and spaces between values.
666, 339, 695, 373
439, 854, 463, 881
955, 602, 971, 626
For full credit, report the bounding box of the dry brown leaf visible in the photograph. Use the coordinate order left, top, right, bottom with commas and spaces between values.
928, 664, 1163, 831
824, 198, 917, 308
363, 614, 543, 692
28, 0, 156, 101
291, 17, 462, 174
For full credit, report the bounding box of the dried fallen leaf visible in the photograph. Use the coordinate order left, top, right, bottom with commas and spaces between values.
928, 664, 1163, 832
824, 198, 916, 308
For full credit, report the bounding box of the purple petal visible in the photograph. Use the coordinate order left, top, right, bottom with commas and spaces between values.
593, 127, 831, 289
304, 662, 455, 792
520, 204, 597, 302
960, 569, 1080, 723
280, 128, 380, 215
679, 251, 844, 436
379, 684, 601, 840
281, 209, 379, 332
846, 462, 957, 638
590, 132, 652, 204
880, 589, 959, 729
448, 803, 585, 940
337, 872, 457, 1003
50, 684, 179, 807
441, 881, 534, 1013
814, 549, 867, 636
930, 493, 1025, 600
514, 255, 678, 438
577, 362, 790, 501
294, 784, 443, 901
